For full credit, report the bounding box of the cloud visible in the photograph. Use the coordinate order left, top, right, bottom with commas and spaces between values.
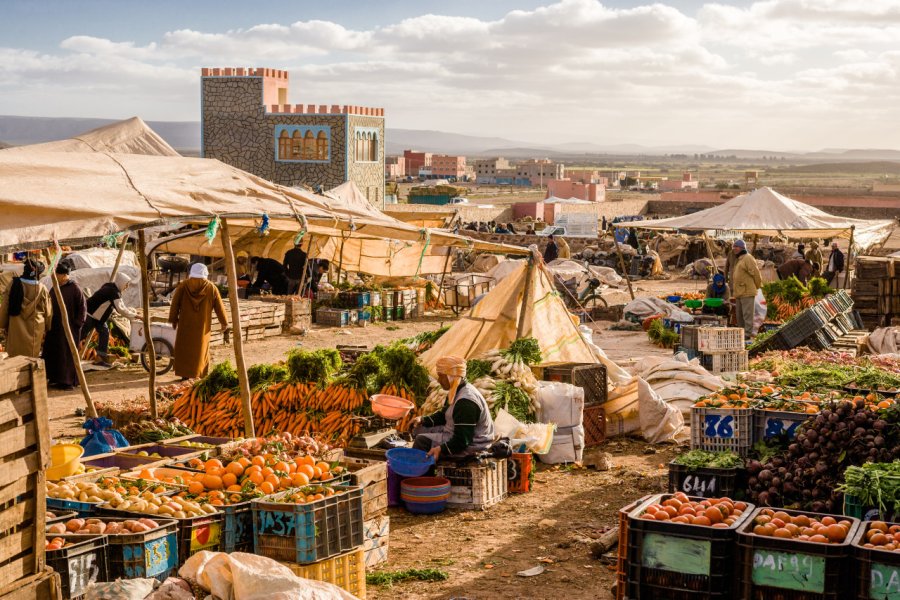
0, 0, 898, 148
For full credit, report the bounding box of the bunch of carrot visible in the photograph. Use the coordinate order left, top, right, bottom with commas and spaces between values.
170, 381, 369, 445
769, 295, 816, 321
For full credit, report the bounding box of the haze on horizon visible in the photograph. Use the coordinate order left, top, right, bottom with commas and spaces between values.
0, 0, 898, 152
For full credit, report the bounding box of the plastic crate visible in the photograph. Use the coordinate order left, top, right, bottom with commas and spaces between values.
754, 408, 815, 441
47, 497, 104, 518
737, 507, 861, 600
253, 486, 363, 564
681, 326, 745, 352
616, 496, 650, 600
780, 312, 824, 348
507, 453, 533, 494
221, 500, 254, 553
667, 461, 738, 499
852, 520, 900, 600
316, 308, 349, 327
700, 350, 749, 374
81, 452, 170, 473
434, 459, 507, 510
281, 547, 367, 600
627, 494, 755, 599
584, 404, 606, 447
175, 513, 223, 562
690, 407, 754, 456
95, 517, 179, 582
542, 362, 608, 405
45, 534, 108, 599
46, 510, 78, 525
843, 494, 896, 522
118, 443, 206, 461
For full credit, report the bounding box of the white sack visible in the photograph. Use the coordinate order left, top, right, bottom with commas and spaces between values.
536, 381, 585, 429
624, 296, 694, 323
43, 265, 142, 309
66, 247, 139, 270
538, 424, 584, 464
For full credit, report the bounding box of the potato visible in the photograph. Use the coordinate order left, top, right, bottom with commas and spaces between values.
87, 524, 104, 534
173, 511, 186, 519
87, 496, 103, 503
66, 519, 85, 533
144, 505, 159, 515
47, 523, 66, 535
129, 523, 149, 533
139, 518, 159, 529
105, 522, 122, 534
201, 504, 218, 515
157, 505, 174, 515
118, 501, 132, 511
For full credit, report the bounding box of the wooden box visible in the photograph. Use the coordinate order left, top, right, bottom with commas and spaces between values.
363, 515, 389, 568
0, 358, 52, 590
341, 456, 388, 520
0, 569, 61, 600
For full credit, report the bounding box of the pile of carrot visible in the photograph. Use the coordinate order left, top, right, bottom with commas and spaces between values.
382, 384, 421, 433
170, 381, 369, 445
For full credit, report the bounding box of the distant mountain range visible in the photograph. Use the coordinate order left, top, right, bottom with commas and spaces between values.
2, 115, 900, 162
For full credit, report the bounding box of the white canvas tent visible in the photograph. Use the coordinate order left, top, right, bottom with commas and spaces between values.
419, 260, 599, 373
3, 117, 180, 157
635, 187, 894, 250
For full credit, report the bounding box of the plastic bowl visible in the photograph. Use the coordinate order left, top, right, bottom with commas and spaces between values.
46, 444, 85, 481
371, 394, 415, 420
386, 447, 435, 478
667, 295, 682, 303
704, 298, 725, 308
401, 476, 451, 514
684, 299, 703, 309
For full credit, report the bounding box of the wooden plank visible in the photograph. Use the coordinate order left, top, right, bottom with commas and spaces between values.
0, 358, 34, 398
0, 498, 35, 535
342, 458, 387, 489
0, 527, 35, 588
0, 569, 60, 600
0, 452, 41, 491
29, 363, 50, 575
0, 395, 36, 431
0, 556, 35, 594
364, 490, 388, 520
0, 474, 33, 507
0, 422, 37, 459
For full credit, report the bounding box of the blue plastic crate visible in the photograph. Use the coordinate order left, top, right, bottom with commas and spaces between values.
101, 518, 179, 582
47, 497, 103, 518
252, 485, 363, 564
221, 500, 254, 553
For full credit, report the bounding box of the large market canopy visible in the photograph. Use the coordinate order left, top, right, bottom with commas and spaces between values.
635, 187, 895, 249
419, 260, 599, 373
3, 117, 180, 157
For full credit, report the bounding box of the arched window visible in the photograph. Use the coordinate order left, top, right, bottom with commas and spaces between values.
279, 130, 290, 159
316, 131, 328, 161
369, 132, 378, 162
303, 130, 315, 160
291, 130, 302, 159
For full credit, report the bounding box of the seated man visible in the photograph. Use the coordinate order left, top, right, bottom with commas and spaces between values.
703, 272, 731, 317
412, 356, 495, 461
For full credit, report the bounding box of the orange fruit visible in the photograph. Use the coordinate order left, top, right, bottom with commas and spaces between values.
292, 473, 310, 487
222, 473, 238, 488
315, 462, 331, 474
226, 462, 244, 477
260, 481, 275, 494
206, 466, 224, 478
279, 476, 293, 489
297, 465, 315, 479
297, 455, 315, 467
237, 457, 251, 468
226, 484, 243, 493
188, 481, 206, 495
825, 524, 847, 543
205, 458, 224, 472
773, 528, 792, 539
204, 474, 224, 490
139, 469, 154, 480
261, 467, 274, 478
251, 456, 266, 467
265, 475, 280, 487
248, 471, 264, 485
274, 461, 290, 474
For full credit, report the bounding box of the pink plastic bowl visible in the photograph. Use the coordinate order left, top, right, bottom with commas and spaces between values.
371, 394, 415, 420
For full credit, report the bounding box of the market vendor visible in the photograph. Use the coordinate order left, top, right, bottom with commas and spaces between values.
412, 356, 496, 460
703, 272, 730, 317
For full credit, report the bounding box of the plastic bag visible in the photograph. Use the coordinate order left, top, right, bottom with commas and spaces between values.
753, 289, 766, 335
494, 408, 555, 455
80, 417, 129, 457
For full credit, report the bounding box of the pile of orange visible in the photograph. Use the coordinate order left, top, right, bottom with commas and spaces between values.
277, 485, 339, 505
750, 509, 852, 544
639, 493, 747, 528
859, 522, 900, 552
180, 455, 344, 499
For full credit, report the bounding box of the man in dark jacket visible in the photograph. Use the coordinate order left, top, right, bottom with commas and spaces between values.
282, 244, 307, 295
250, 256, 289, 295
81, 272, 137, 366
543, 235, 559, 263
825, 242, 845, 286
777, 258, 815, 284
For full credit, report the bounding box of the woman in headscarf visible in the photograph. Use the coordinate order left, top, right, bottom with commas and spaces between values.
412, 356, 496, 460
168, 263, 229, 380
0, 258, 52, 358
557, 236, 572, 259
43, 262, 87, 389
81, 272, 138, 367
703, 272, 731, 317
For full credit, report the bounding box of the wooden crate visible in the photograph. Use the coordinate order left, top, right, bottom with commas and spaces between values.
0, 568, 61, 600
435, 459, 508, 510
363, 515, 389, 568
340, 457, 388, 520
0, 358, 52, 591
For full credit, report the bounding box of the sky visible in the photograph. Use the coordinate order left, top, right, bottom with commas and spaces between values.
1, 0, 899, 150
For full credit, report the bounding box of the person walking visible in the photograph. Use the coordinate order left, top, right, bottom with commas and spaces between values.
805, 242, 824, 276
81, 272, 138, 367
543, 235, 559, 263
168, 263, 229, 380
731, 239, 762, 340
0, 258, 52, 358
777, 258, 815, 284
282, 243, 308, 295
43, 263, 86, 389
824, 242, 845, 286
557, 236, 572, 259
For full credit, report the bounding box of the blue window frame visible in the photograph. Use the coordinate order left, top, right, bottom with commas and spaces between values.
275, 125, 330, 163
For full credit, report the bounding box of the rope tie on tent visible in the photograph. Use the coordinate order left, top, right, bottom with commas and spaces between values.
49, 238, 63, 272
414, 229, 431, 278
256, 213, 270, 237
205, 216, 220, 246
101, 231, 125, 248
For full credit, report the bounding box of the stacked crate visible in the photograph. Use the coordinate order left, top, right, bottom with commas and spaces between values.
852, 256, 895, 329
680, 326, 748, 374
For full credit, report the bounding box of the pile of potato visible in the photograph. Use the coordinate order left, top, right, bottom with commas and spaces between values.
101, 491, 217, 519
47, 517, 162, 536
47, 481, 118, 504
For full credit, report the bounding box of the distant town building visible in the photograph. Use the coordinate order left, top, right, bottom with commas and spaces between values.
516, 159, 564, 187
475, 157, 563, 185
546, 178, 605, 202
201, 67, 384, 203
658, 172, 700, 191
564, 168, 607, 186
474, 157, 512, 184
385, 156, 406, 179
431, 154, 467, 179
403, 150, 432, 178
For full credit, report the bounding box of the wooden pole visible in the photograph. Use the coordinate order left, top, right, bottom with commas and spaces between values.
845, 226, 855, 290
336, 231, 347, 286
752, 234, 759, 254
137, 231, 157, 419
47, 252, 97, 417
220, 218, 255, 437
612, 230, 635, 301
297, 234, 315, 297
516, 257, 535, 338
109, 234, 129, 282
437, 245, 453, 291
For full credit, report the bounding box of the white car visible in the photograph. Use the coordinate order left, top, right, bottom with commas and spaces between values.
448, 197, 469, 205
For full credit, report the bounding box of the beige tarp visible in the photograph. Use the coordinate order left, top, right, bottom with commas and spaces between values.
383, 210, 453, 228
419, 260, 599, 372
636, 187, 894, 249
3, 117, 180, 157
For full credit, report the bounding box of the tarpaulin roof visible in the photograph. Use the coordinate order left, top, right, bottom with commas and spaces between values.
3, 117, 180, 157
635, 187, 895, 249
419, 259, 599, 373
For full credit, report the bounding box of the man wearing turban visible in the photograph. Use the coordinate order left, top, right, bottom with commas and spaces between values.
412, 356, 496, 461
168, 263, 229, 379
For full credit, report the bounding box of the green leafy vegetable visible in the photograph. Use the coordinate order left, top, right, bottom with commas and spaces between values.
501, 337, 542, 365
673, 450, 743, 470
491, 380, 533, 423
247, 363, 289, 391
195, 361, 239, 400
837, 462, 900, 516
366, 568, 449, 587
286, 349, 342, 386
466, 359, 493, 382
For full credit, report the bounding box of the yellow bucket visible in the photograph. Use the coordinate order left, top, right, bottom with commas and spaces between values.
46, 444, 85, 481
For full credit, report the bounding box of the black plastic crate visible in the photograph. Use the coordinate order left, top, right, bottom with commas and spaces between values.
626, 494, 755, 599
46, 510, 78, 525
175, 512, 223, 562
667, 461, 738, 499
737, 507, 861, 600
45, 534, 108, 599
542, 362, 608, 405
852, 521, 900, 600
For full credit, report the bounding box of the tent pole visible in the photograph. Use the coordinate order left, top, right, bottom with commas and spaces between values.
137, 230, 158, 419
336, 232, 347, 286
516, 258, 535, 338
109, 234, 129, 282
845, 225, 855, 290
437, 246, 453, 291
298, 234, 315, 297
46, 250, 97, 418
220, 218, 255, 438
701, 232, 717, 266
752, 234, 759, 254
612, 230, 635, 301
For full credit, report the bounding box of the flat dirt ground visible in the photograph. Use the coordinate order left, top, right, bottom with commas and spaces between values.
46, 276, 709, 599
